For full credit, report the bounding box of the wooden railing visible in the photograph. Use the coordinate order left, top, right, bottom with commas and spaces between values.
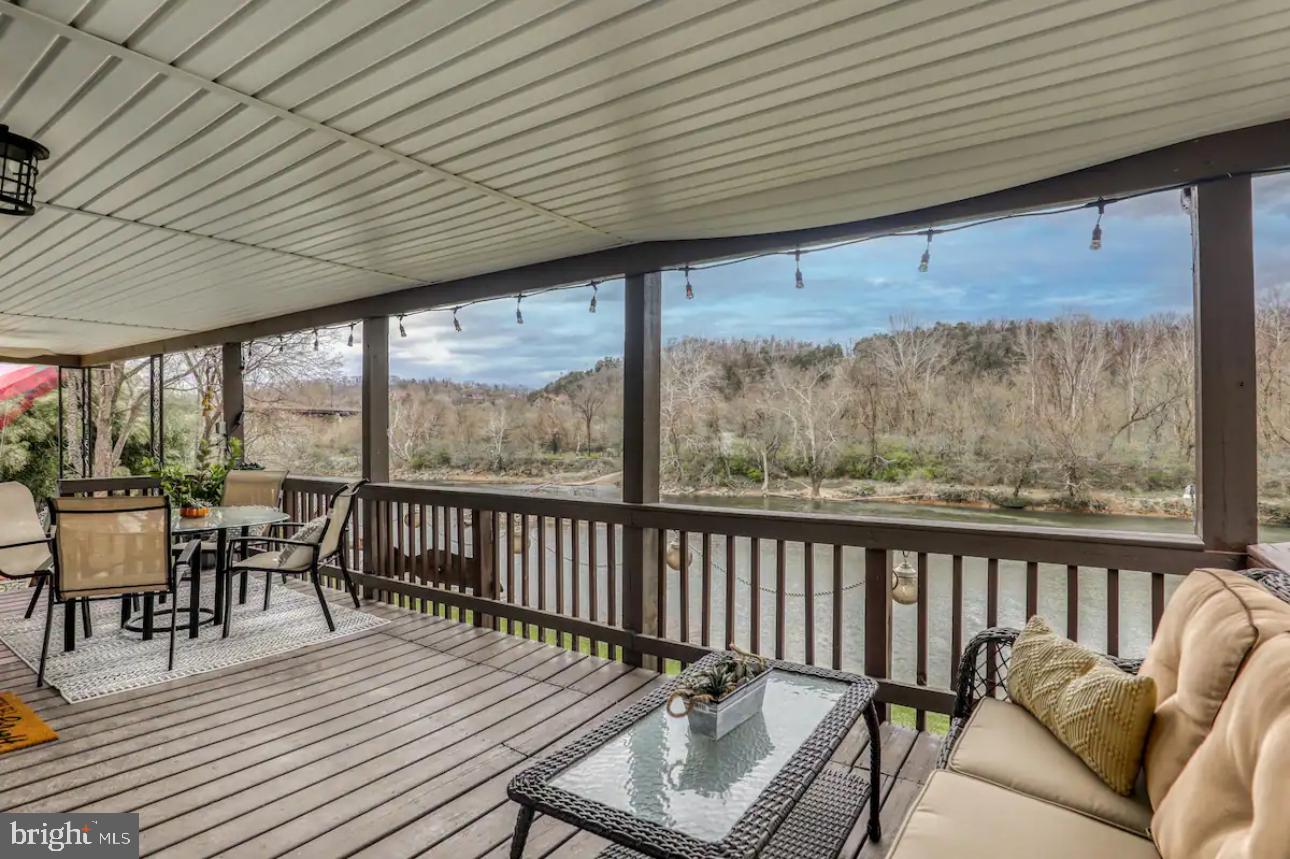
57, 475, 1246, 724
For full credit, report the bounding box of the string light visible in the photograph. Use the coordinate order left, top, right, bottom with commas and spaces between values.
347, 323, 355, 348
588, 281, 598, 314
684, 265, 694, 300
277, 335, 285, 354
919, 229, 932, 272
397, 315, 407, 337
452, 307, 462, 333
516, 294, 524, 325
1090, 199, 1104, 251
794, 248, 805, 289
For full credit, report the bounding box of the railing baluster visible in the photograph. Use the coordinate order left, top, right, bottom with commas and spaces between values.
725, 535, 737, 649
1067, 564, 1079, 641
1025, 560, 1039, 619
1106, 568, 1120, 656
916, 552, 928, 731
750, 537, 761, 655
521, 514, 532, 636
607, 523, 617, 629
1151, 572, 1166, 635
657, 530, 668, 639
774, 539, 786, 660
831, 545, 843, 671
588, 521, 598, 653
950, 555, 963, 690
572, 519, 582, 628
700, 533, 712, 648
555, 517, 566, 621
537, 515, 548, 640
803, 542, 815, 666
456, 507, 466, 597
678, 531, 690, 644
986, 557, 999, 694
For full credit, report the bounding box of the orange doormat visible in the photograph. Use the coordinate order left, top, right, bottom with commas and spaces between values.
0, 690, 58, 754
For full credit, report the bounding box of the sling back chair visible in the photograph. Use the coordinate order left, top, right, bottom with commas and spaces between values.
0, 481, 65, 625
224, 480, 364, 635
39, 494, 200, 687
198, 469, 287, 604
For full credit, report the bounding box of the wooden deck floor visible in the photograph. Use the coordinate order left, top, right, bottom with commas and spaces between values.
0, 586, 938, 858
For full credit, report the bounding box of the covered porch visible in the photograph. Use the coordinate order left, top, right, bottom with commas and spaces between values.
2, 2, 1290, 857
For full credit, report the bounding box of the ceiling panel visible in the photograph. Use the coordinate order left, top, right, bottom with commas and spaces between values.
1, 0, 1288, 357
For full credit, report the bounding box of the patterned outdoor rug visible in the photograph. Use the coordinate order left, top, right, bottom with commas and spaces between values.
0, 578, 386, 703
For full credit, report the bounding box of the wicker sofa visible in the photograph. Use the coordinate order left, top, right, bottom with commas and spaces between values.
883, 568, 1290, 859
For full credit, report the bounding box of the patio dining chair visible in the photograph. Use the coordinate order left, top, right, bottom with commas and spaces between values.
40, 495, 199, 687
0, 481, 67, 625
199, 469, 287, 601
224, 480, 364, 635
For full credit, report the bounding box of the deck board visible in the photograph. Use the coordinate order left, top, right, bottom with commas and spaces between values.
0, 587, 938, 858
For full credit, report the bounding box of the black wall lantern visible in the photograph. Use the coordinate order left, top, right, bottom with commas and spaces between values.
0, 125, 49, 217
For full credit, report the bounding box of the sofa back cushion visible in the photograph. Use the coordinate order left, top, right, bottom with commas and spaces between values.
1139, 569, 1290, 806
1151, 632, 1290, 858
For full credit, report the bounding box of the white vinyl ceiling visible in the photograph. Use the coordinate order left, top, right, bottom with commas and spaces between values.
2, 0, 1290, 357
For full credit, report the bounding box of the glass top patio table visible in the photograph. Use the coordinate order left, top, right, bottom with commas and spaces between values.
171, 505, 289, 533
508, 654, 881, 859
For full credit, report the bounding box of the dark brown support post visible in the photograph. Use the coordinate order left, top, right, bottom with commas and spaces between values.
221, 343, 243, 455
621, 270, 662, 669
864, 547, 891, 721
361, 318, 389, 595
471, 507, 495, 628
1193, 177, 1259, 552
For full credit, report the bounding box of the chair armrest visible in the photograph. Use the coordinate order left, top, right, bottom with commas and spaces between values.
266, 521, 310, 533
953, 627, 1022, 720
0, 535, 55, 551
173, 539, 201, 577
226, 535, 317, 548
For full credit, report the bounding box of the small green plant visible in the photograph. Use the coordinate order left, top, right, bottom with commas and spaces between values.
665, 646, 769, 716
144, 439, 243, 509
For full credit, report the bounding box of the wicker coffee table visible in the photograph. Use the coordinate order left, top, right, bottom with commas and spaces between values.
507, 654, 881, 858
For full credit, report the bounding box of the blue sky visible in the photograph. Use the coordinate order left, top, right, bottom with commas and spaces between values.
361, 175, 1290, 388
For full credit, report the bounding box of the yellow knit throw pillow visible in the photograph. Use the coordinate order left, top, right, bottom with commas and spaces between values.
1006, 616, 1157, 795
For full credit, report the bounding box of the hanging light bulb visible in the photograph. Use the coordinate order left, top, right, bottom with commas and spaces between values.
312, 329, 319, 351
1090, 200, 1105, 251
919, 230, 932, 272
665, 539, 685, 571
510, 515, 526, 554
347, 323, 355, 348
452, 307, 462, 333
891, 551, 919, 605
684, 264, 694, 300
398, 315, 407, 338
588, 281, 598, 314
277, 335, 285, 354
794, 248, 805, 289
516, 294, 524, 325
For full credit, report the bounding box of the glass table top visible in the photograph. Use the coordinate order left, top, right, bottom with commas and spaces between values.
171, 505, 289, 533
550, 670, 846, 842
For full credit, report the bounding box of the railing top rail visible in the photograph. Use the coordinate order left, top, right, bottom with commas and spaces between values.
58, 475, 162, 494
276, 477, 1240, 575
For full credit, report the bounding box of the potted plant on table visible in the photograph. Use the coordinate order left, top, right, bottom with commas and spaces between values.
666, 646, 772, 739
145, 440, 242, 518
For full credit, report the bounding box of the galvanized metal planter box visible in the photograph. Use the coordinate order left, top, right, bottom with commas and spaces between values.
687, 668, 772, 739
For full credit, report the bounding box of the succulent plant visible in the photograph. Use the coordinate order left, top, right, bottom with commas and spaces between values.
666, 646, 769, 716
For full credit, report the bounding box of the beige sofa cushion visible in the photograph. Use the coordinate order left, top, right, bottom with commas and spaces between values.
948, 698, 1153, 835
887, 770, 1160, 859
1151, 633, 1290, 859
1007, 615, 1157, 795
1139, 569, 1290, 805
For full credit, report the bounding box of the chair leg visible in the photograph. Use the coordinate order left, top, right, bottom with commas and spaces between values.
143, 594, 155, 640
168, 591, 178, 671
37, 589, 54, 688
24, 575, 45, 619
81, 598, 92, 638
63, 601, 76, 652
312, 570, 335, 632
120, 594, 132, 626
263, 570, 273, 610
222, 571, 234, 638
339, 554, 360, 609
239, 570, 248, 605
